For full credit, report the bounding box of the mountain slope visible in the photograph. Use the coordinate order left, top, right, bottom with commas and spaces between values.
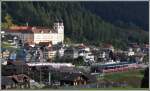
82, 1, 149, 31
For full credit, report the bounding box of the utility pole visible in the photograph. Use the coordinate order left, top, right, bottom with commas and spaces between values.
48, 72, 51, 85
21, 63, 23, 74
40, 66, 42, 86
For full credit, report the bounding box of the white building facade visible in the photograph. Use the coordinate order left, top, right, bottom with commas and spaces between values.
6, 21, 64, 45
33, 22, 64, 44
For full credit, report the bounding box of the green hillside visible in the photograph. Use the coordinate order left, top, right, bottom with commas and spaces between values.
1, 2, 149, 48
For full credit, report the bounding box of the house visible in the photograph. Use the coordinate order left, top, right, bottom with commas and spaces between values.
77, 43, 90, 51
1, 76, 16, 89
9, 51, 17, 61
42, 47, 57, 61
84, 52, 95, 63
128, 43, 141, 52
75, 44, 95, 62
77, 44, 90, 57
56, 73, 88, 86
102, 44, 115, 52
51, 67, 96, 86
2, 49, 10, 59
96, 51, 108, 63
47, 49, 57, 60
25, 53, 32, 62
99, 51, 106, 59
64, 47, 78, 59
134, 54, 144, 63
2, 74, 30, 89
1, 30, 5, 37
78, 49, 95, 63
127, 47, 135, 56
142, 44, 149, 54
6, 20, 64, 45
58, 47, 65, 58
33, 48, 46, 62
9, 74, 30, 89
2, 60, 30, 76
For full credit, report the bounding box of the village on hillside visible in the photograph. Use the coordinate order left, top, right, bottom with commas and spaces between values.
1, 19, 149, 89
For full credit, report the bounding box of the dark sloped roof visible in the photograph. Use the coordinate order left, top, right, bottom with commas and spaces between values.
11, 74, 30, 83
2, 76, 15, 85
54, 73, 88, 81
39, 42, 52, 47
7, 61, 27, 66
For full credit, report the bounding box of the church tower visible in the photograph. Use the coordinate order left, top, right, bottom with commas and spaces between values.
53, 19, 64, 44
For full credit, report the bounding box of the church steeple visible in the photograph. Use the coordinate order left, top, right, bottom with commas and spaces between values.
53, 17, 64, 32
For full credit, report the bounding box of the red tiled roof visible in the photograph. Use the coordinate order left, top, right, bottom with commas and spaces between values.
7, 26, 57, 33
10, 26, 32, 30
78, 44, 86, 49
102, 44, 113, 48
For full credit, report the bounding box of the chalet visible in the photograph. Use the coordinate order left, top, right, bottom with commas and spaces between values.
51, 68, 97, 86
55, 73, 88, 86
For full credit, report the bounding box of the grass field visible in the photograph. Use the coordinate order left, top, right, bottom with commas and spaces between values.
79, 87, 148, 90
102, 69, 145, 88
2, 42, 20, 52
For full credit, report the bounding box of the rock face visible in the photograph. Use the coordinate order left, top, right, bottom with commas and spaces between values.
141, 67, 149, 88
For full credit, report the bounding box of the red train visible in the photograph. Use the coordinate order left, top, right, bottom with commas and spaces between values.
91, 62, 139, 73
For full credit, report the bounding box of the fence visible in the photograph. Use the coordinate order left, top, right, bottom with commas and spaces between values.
59, 81, 128, 89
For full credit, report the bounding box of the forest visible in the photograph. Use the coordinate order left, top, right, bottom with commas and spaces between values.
1, 2, 149, 49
